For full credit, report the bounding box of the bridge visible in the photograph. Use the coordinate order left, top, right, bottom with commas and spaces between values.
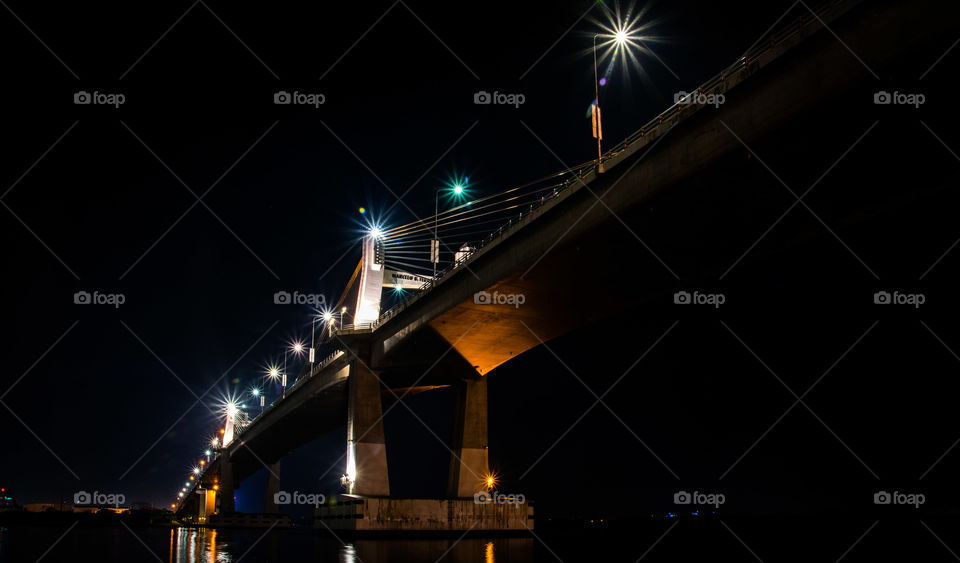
173, 0, 958, 530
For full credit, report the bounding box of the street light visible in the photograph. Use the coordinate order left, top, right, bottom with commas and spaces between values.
592, 16, 640, 174
592, 33, 604, 173
340, 306, 347, 330
432, 181, 468, 278
251, 387, 263, 412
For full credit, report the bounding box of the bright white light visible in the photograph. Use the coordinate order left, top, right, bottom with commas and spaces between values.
193, 467, 200, 474
453, 185, 463, 195
615, 30, 628, 44
291, 340, 305, 354
369, 227, 382, 238
322, 311, 333, 322
251, 388, 260, 397
267, 365, 280, 379
205, 450, 212, 456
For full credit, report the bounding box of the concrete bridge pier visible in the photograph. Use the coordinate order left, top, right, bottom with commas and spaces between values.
345, 360, 390, 496
262, 460, 282, 513
198, 488, 216, 521
447, 376, 490, 498
218, 457, 235, 514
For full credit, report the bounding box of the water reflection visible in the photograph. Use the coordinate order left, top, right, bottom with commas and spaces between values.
164, 526, 532, 563
172, 527, 229, 563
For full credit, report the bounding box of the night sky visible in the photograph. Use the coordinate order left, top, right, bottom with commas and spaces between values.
2, 0, 959, 525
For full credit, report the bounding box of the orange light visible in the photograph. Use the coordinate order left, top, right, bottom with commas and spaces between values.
481, 471, 499, 491
189, 476, 194, 481
199, 460, 205, 466
213, 485, 219, 491
220, 428, 225, 434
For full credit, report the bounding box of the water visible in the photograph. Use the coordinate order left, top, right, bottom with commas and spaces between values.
0, 526, 539, 562
1, 519, 953, 561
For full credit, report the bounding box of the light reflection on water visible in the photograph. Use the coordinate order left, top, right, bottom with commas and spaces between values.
0, 525, 535, 562
164, 526, 533, 563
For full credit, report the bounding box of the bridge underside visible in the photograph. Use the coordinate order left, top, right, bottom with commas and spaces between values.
374, 0, 960, 374
180, 0, 960, 528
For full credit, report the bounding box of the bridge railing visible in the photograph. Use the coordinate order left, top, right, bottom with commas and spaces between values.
338, 0, 850, 342
175, 0, 851, 514
359, 0, 849, 334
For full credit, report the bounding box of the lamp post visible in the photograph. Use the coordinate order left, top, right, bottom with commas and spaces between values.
592, 26, 634, 174
432, 183, 465, 279
593, 33, 604, 173
322, 311, 334, 337
311, 316, 317, 365
340, 306, 347, 330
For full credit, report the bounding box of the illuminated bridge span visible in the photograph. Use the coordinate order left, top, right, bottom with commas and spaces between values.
173, 0, 956, 531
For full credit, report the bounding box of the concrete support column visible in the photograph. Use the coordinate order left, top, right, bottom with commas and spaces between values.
447, 376, 490, 498
346, 361, 390, 496
263, 460, 283, 513
202, 489, 216, 520
219, 459, 235, 514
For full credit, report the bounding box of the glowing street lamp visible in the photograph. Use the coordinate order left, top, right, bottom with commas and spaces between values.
251, 387, 264, 412
432, 181, 468, 278
281, 340, 305, 396
591, 11, 642, 173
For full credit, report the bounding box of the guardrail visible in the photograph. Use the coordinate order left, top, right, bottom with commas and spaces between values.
177, 1, 850, 513
344, 0, 849, 335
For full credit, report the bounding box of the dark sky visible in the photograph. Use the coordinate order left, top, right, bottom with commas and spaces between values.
2, 0, 958, 519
